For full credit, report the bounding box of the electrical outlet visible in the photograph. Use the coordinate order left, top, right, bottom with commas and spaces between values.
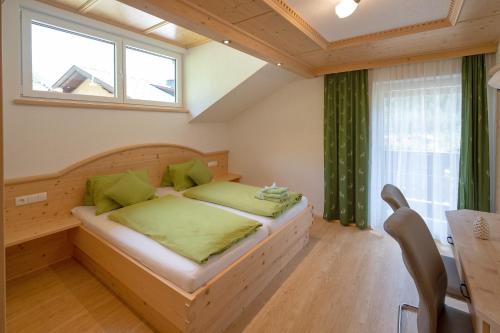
15, 192, 48, 206
15, 196, 29, 206
207, 160, 218, 167
37, 192, 48, 201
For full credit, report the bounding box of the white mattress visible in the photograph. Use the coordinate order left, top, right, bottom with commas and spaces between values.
71, 205, 268, 293
71, 187, 309, 293
155, 187, 309, 233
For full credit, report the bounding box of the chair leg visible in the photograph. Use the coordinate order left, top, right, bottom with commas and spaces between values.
398, 303, 418, 333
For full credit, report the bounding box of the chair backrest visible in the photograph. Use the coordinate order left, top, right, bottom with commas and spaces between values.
381, 184, 410, 212
384, 208, 447, 333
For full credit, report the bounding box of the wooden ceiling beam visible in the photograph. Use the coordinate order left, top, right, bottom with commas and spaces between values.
78, 0, 100, 13
261, 0, 329, 50
314, 43, 498, 76
117, 0, 315, 78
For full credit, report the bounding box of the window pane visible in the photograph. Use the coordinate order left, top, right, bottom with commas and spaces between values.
31, 21, 116, 97
125, 46, 176, 103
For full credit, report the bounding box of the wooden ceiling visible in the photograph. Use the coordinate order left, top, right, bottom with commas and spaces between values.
38, 0, 210, 48
115, 0, 500, 78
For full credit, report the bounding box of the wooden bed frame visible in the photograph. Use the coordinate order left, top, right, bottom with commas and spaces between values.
5, 144, 313, 332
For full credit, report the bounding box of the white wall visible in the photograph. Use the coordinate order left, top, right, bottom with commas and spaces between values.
228, 78, 324, 215
2, 0, 229, 179
184, 42, 266, 118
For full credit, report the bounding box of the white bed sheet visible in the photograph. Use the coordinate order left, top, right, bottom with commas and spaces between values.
155, 187, 309, 233
71, 205, 268, 293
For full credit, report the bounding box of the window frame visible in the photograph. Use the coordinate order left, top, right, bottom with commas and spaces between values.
123, 39, 182, 107
21, 8, 183, 108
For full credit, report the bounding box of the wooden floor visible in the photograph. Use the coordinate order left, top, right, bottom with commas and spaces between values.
6, 258, 153, 333
6, 218, 465, 333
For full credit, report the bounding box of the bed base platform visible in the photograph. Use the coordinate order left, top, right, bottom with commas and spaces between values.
70, 205, 313, 333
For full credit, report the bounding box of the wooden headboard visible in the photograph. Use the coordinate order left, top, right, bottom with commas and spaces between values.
4, 144, 229, 243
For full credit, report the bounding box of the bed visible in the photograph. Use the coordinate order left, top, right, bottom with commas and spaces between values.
5, 144, 313, 333
71, 186, 309, 294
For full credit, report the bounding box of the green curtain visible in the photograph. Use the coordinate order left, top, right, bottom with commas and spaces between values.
324, 70, 369, 229
458, 54, 490, 211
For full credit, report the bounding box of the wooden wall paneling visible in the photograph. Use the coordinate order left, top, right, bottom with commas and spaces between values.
5, 231, 73, 281
4, 144, 230, 247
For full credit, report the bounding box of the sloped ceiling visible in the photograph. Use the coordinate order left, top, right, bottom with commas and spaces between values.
191, 64, 299, 123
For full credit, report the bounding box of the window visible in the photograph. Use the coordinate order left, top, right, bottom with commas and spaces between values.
125, 45, 178, 105
30, 21, 117, 100
21, 9, 182, 107
369, 59, 462, 242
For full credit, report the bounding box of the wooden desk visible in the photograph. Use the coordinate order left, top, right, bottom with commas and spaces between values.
446, 210, 500, 333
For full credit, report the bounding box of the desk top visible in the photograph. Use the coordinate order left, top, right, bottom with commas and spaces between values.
446, 210, 500, 329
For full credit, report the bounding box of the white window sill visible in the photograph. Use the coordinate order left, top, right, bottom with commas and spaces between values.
13, 98, 188, 114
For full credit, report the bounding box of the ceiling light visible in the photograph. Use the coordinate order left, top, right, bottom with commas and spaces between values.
223, 40, 231, 44
277, 63, 282, 67
335, 0, 360, 18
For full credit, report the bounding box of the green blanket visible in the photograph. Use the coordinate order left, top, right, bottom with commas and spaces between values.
183, 181, 303, 218
108, 195, 261, 263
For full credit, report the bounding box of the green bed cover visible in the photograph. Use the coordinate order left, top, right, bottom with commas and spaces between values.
183, 181, 302, 218
108, 195, 261, 263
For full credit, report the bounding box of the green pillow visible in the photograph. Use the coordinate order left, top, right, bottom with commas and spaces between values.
83, 170, 149, 206
160, 166, 173, 187
187, 159, 213, 185
169, 160, 195, 191
105, 171, 155, 207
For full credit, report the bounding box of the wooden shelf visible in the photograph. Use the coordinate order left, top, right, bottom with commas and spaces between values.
214, 173, 241, 182
5, 217, 81, 248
